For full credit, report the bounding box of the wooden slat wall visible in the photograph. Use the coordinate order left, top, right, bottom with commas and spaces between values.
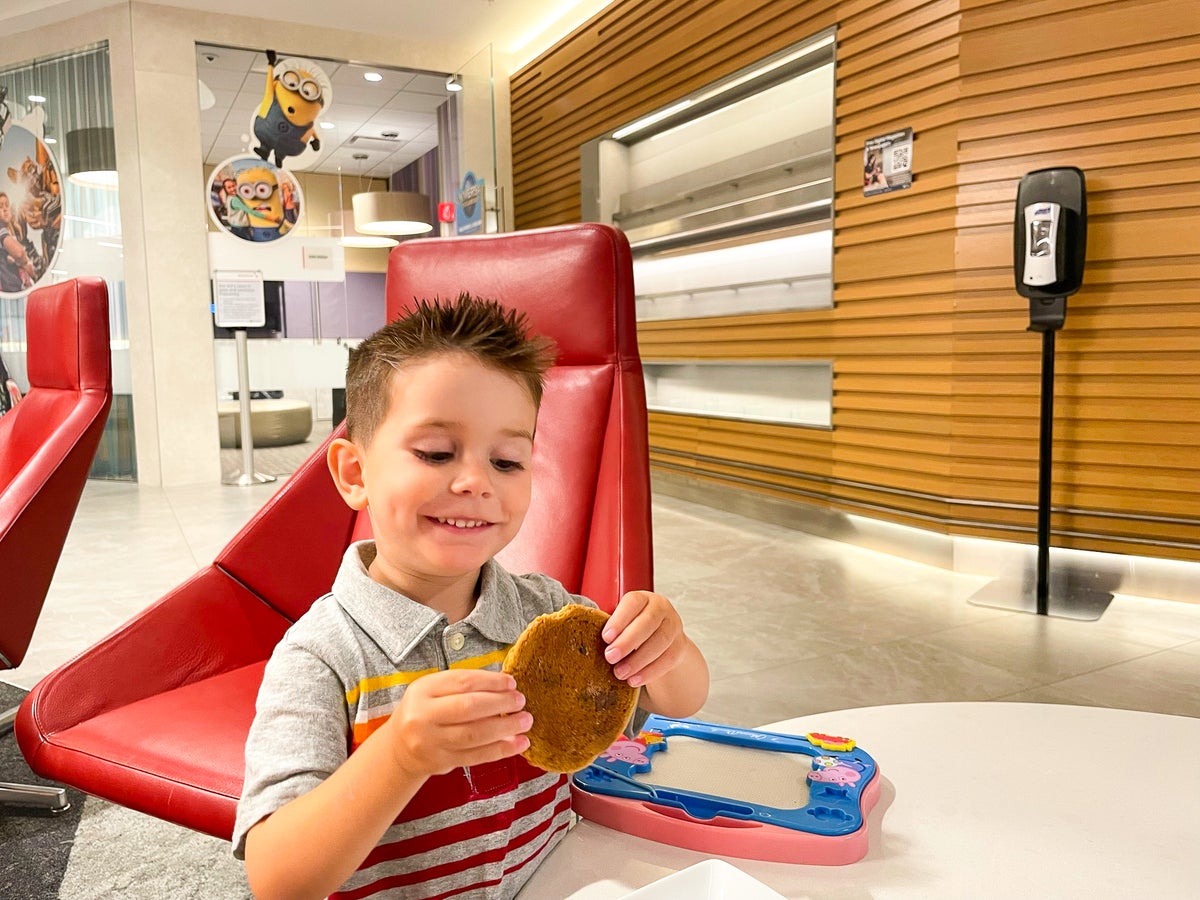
952, 0, 1200, 560
511, 0, 1200, 563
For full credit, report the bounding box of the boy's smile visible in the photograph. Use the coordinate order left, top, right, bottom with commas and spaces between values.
331, 352, 538, 613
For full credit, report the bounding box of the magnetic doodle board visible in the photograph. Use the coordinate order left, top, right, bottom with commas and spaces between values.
571, 715, 882, 865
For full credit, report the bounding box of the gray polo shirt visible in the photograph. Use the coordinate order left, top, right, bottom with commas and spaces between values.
233, 541, 595, 898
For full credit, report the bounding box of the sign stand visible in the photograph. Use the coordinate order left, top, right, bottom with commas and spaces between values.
213, 271, 275, 488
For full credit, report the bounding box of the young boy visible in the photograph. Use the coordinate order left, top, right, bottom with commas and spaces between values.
234, 294, 709, 899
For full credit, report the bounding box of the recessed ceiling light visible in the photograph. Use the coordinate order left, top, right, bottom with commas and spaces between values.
44, 137, 57, 144
28, 94, 46, 103
363, 72, 383, 82
319, 121, 335, 129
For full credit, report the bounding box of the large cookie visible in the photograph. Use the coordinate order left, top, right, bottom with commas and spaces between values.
502, 604, 639, 773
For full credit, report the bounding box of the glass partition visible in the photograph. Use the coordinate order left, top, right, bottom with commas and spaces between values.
196, 43, 494, 468
0, 42, 134, 479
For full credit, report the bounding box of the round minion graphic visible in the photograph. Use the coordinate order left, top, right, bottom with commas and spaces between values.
207, 155, 302, 243
251, 50, 331, 171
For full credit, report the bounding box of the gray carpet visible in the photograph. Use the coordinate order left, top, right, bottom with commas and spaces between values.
2, 684, 251, 899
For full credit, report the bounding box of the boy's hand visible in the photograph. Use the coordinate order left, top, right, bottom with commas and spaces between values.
383, 670, 531, 778
601, 591, 687, 688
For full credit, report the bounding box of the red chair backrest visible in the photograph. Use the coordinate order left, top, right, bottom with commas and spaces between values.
216, 223, 652, 622
0, 277, 112, 668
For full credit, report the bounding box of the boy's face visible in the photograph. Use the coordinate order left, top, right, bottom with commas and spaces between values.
335, 353, 538, 599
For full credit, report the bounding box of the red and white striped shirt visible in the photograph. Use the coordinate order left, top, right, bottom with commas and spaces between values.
234, 543, 593, 898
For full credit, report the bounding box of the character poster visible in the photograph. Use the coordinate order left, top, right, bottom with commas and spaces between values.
0, 123, 64, 298
248, 51, 332, 173
208, 155, 303, 243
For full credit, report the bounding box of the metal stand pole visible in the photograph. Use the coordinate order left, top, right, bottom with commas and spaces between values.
222, 329, 275, 487
967, 302, 1112, 620
1035, 328, 1054, 616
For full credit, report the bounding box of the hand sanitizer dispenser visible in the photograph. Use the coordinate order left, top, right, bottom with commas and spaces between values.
1013, 168, 1087, 331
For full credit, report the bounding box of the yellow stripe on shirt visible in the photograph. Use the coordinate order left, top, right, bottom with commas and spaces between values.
347, 647, 513, 749
344, 647, 511, 705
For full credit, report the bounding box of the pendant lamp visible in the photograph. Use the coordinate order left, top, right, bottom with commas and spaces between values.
352, 191, 432, 236
66, 126, 118, 189
329, 209, 398, 248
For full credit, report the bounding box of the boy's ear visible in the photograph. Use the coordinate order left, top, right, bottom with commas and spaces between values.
328, 437, 369, 510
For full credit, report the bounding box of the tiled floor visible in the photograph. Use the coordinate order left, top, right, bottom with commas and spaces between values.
7, 434, 1200, 724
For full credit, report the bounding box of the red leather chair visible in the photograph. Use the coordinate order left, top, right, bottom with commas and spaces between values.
1, 277, 113, 812
16, 224, 653, 839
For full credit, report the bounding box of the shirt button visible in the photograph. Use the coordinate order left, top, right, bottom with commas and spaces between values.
448, 632, 466, 652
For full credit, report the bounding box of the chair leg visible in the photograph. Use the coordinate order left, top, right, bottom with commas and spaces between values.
1, 704, 72, 814
0, 781, 71, 813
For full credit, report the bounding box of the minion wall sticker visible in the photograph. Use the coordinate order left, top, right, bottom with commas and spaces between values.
207, 155, 303, 244
0, 123, 64, 297
250, 50, 331, 171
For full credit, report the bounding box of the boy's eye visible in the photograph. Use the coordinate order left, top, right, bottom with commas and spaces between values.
491, 458, 524, 473
413, 449, 453, 463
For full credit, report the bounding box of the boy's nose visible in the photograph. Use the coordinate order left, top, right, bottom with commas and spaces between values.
450, 461, 493, 497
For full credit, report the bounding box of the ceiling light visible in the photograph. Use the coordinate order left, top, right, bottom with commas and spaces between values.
445, 74, 463, 92
198, 78, 216, 111
28, 93, 46, 103
319, 121, 335, 129
66, 126, 119, 189
363, 72, 383, 82
352, 191, 433, 236
329, 209, 398, 248
44, 137, 56, 144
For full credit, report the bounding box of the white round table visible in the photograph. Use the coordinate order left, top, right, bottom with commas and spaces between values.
517, 702, 1200, 899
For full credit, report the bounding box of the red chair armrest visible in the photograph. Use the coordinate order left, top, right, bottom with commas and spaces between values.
17, 567, 289, 742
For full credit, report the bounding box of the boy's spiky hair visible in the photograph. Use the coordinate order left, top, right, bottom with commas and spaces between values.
344, 292, 557, 445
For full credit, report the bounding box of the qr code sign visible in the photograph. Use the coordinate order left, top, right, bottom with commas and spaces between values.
886, 143, 911, 175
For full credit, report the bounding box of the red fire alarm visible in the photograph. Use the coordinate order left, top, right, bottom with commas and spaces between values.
437, 202, 456, 223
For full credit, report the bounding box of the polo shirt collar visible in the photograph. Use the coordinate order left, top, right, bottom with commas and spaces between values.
332, 541, 526, 664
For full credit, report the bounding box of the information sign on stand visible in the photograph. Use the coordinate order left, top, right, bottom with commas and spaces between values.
213, 270, 266, 328
212, 270, 275, 488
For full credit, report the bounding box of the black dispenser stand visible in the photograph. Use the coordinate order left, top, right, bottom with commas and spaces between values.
1034, 326, 1056, 616
967, 316, 1113, 620
967, 167, 1112, 620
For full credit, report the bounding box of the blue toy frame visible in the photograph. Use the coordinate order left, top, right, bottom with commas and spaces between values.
572, 715, 878, 837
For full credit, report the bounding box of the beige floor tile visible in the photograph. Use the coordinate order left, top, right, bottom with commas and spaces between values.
913, 613, 1167, 683
998, 648, 1200, 718
698, 638, 1037, 728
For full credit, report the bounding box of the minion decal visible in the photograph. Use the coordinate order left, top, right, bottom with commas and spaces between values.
251, 50, 331, 171
207, 155, 302, 244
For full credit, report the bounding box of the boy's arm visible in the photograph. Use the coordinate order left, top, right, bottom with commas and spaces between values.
242, 667, 531, 899
601, 591, 710, 719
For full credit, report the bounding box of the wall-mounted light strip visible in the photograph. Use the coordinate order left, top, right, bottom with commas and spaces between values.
692, 35, 834, 107
612, 100, 693, 141
608, 31, 835, 143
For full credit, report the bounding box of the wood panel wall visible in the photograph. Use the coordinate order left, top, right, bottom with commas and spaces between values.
510, 0, 1200, 563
